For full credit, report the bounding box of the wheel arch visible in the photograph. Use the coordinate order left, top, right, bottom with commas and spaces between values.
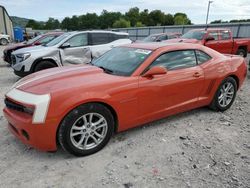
55, 101, 119, 146
237, 46, 248, 57
31, 58, 58, 72
227, 74, 239, 90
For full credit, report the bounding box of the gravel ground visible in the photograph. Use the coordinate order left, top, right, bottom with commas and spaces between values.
0, 45, 249, 188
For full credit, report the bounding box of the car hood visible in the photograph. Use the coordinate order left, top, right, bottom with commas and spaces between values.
4, 43, 29, 51
0, 34, 10, 38
13, 65, 125, 95
165, 38, 201, 44
12, 45, 55, 55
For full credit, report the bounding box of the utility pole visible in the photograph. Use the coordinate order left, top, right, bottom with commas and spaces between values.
205, 1, 213, 30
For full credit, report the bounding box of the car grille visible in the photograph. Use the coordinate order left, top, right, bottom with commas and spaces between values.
4, 98, 25, 113
11, 55, 16, 65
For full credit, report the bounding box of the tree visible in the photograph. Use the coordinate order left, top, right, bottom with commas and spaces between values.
139, 9, 150, 26
61, 17, 71, 30
174, 13, 191, 25
99, 10, 122, 29
44, 17, 60, 30
112, 18, 131, 28
26, 19, 42, 29
164, 14, 174, 25
135, 21, 145, 27
79, 13, 99, 29
125, 7, 140, 27
148, 10, 165, 26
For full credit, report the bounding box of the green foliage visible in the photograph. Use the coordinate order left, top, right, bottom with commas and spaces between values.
135, 21, 145, 27
148, 10, 166, 26
174, 13, 191, 25
113, 18, 131, 28
125, 7, 140, 27
22, 7, 193, 30
26, 19, 44, 29
99, 10, 122, 29
44, 17, 60, 29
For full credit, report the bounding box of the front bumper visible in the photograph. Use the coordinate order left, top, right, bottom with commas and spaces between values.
3, 108, 57, 151
3, 88, 57, 152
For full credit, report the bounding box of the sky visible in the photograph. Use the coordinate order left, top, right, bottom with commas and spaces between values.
0, 0, 250, 24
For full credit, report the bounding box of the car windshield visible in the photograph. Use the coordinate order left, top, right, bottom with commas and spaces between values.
182, 30, 206, 40
92, 47, 152, 76
26, 35, 42, 45
45, 33, 71, 47
143, 35, 158, 42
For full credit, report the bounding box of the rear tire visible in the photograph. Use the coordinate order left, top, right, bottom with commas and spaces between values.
58, 103, 115, 156
0, 38, 8, 45
236, 49, 247, 57
209, 77, 237, 111
34, 60, 56, 72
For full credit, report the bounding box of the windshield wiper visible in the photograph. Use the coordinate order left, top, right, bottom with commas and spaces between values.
98, 66, 113, 74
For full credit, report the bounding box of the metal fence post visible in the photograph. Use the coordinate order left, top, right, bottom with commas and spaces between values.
236, 24, 241, 38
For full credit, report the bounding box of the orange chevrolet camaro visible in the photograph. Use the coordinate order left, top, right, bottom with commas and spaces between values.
3, 43, 247, 156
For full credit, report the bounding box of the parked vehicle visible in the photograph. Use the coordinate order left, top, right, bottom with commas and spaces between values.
166, 28, 250, 57
3, 43, 247, 156
0, 34, 10, 45
11, 31, 131, 77
3, 32, 63, 64
137, 32, 181, 43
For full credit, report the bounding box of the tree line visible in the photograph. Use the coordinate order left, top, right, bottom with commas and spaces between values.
26, 7, 191, 30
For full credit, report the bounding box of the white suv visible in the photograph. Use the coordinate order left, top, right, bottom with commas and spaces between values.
0, 34, 10, 45
11, 31, 131, 77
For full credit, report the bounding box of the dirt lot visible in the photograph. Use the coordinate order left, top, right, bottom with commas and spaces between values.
0, 45, 249, 188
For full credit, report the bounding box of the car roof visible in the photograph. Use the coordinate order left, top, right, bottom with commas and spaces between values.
122, 42, 204, 51
149, 32, 180, 37
191, 28, 229, 32
42, 32, 64, 36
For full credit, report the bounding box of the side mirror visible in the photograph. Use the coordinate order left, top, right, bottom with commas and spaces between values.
206, 36, 215, 42
142, 66, 167, 78
60, 42, 71, 49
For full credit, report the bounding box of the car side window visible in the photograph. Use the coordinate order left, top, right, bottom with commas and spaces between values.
220, 31, 230, 40
196, 50, 212, 64
90, 33, 110, 45
158, 35, 168, 41
150, 50, 197, 71
207, 31, 219, 40
66, 34, 88, 47
39, 36, 56, 44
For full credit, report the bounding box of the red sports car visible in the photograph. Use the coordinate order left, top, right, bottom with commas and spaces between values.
3, 43, 247, 156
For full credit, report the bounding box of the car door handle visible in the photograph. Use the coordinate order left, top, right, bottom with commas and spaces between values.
193, 72, 202, 77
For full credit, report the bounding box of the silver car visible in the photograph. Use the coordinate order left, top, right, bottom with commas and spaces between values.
11, 31, 131, 77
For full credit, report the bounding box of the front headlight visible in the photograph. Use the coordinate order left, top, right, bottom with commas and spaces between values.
16, 53, 31, 62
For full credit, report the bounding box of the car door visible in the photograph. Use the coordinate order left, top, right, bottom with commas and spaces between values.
138, 50, 204, 121
60, 33, 91, 65
217, 30, 233, 54
204, 31, 220, 52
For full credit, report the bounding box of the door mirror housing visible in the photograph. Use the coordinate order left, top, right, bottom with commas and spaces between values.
206, 36, 215, 42
142, 66, 167, 78
61, 42, 71, 49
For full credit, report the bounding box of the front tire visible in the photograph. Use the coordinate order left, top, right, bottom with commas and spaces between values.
236, 49, 247, 57
34, 60, 56, 72
209, 77, 237, 111
58, 103, 115, 156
